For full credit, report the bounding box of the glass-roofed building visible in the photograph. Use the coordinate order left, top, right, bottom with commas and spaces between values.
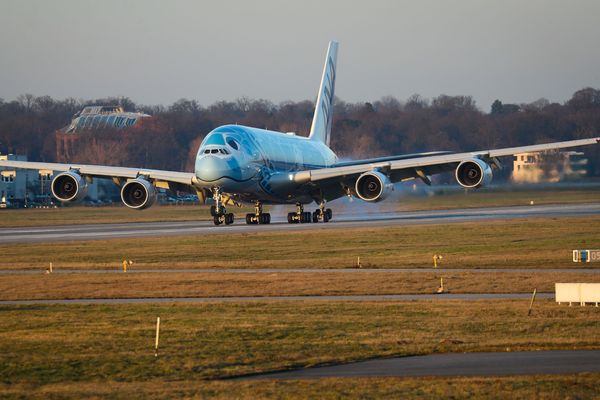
56, 106, 151, 161
63, 106, 150, 133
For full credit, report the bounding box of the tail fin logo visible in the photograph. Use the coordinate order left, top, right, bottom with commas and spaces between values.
309, 41, 338, 146
321, 56, 336, 139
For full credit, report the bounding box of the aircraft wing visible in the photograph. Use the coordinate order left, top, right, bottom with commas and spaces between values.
0, 160, 197, 189
292, 137, 600, 184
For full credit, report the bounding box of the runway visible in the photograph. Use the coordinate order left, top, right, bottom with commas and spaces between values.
1, 203, 599, 243
241, 350, 600, 379
0, 292, 554, 305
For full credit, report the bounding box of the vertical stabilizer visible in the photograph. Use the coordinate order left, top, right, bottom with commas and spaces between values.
308, 41, 338, 146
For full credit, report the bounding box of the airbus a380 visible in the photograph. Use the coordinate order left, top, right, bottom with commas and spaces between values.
1, 41, 599, 226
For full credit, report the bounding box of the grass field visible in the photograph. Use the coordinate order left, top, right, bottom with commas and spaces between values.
1, 271, 600, 300
0, 186, 598, 228
1, 189, 599, 398
0, 301, 599, 399
1, 216, 598, 270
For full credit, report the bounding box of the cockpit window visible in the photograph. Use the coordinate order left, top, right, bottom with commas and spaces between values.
203, 133, 226, 146
211, 149, 219, 154
204, 149, 210, 154
227, 138, 239, 150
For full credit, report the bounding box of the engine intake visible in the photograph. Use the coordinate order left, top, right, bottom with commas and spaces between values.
51, 172, 88, 202
355, 171, 393, 202
455, 158, 493, 188
121, 178, 157, 210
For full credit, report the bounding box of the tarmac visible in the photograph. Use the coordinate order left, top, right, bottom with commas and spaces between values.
240, 350, 600, 379
1, 203, 599, 243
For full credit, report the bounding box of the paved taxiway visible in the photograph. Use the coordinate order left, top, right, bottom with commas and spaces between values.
0, 292, 553, 305
1, 203, 599, 244
242, 350, 600, 379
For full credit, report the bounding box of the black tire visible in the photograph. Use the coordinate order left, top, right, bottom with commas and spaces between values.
287, 212, 294, 224
323, 213, 329, 223
246, 214, 252, 224
312, 211, 319, 223
225, 213, 234, 225
210, 205, 217, 217
259, 214, 265, 224
326, 208, 333, 220
213, 215, 223, 225
265, 213, 271, 224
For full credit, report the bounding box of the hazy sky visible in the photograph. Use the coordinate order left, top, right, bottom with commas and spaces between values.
1, 0, 599, 111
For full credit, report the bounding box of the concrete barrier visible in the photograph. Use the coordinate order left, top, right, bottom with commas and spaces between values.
556, 283, 600, 306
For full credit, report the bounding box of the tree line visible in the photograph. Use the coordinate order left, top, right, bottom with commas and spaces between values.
1, 88, 599, 177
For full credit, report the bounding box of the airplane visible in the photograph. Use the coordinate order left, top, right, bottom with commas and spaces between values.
0, 41, 598, 226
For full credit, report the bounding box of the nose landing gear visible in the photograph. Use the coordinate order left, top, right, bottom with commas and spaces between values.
245, 202, 271, 224
211, 187, 234, 226
287, 203, 312, 223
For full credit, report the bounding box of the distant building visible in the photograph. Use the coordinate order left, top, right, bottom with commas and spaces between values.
512, 151, 588, 183
0, 154, 49, 205
56, 105, 150, 161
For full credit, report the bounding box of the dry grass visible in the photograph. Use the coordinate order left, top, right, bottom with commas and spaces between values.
2, 374, 600, 399
0, 301, 599, 392
1, 216, 599, 270
1, 271, 599, 300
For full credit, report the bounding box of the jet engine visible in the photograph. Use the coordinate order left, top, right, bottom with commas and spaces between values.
51, 171, 88, 202
121, 178, 157, 210
455, 158, 493, 188
355, 171, 393, 202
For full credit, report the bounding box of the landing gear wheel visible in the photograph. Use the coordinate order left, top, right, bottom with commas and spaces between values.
210, 205, 217, 217
303, 211, 311, 223
224, 213, 234, 225
326, 208, 333, 220
246, 213, 253, 224
312, 211, 319, 223
213, 215, 223, 225
322, 213, 329, 223
287, 212, 296, 224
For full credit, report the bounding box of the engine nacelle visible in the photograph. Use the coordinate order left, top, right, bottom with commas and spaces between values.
355, 171, 393, 202
51, 171, 88, 202
455, 158, 493, 188
121, 178, 157, 210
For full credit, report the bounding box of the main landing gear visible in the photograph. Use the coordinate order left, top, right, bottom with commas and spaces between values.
210, 188, 234, 226
287, 202, 332, 223
246, 202, 271, 225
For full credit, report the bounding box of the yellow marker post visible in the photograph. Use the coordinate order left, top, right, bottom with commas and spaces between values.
433, 255, 443, 268
357, 256, 362, 268
123, 260, 127, 273
49, 262, 53, 273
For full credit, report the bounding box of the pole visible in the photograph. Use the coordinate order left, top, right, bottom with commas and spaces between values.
528, 288, 537, 316
155, 317, 160, 357
49, 262, 53, 273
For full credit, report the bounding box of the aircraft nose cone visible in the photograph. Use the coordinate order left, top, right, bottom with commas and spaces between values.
196, 156, 241, 182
